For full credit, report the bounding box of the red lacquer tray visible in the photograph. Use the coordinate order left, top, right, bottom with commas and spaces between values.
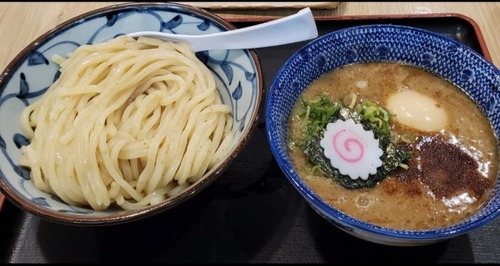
1, 13, 498, 264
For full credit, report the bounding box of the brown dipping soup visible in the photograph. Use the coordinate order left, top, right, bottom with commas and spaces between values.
288, 62, 499, 230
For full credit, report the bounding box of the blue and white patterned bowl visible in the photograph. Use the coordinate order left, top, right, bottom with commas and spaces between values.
0, 2, 263, 225
266, 24, 500, 246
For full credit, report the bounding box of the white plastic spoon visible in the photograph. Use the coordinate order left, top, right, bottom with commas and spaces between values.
127, 7, 318, 52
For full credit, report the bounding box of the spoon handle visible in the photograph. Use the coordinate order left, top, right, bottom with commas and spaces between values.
129, 8, 318, 52
191, 7, 318, 51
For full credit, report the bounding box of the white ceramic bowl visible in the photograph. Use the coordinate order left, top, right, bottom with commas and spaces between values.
0, 2, 263, 225
266, 24, 500, 246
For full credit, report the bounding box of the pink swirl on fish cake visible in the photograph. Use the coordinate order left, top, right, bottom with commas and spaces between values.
332, 129, 364, 163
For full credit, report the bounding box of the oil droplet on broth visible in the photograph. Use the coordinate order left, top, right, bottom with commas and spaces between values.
356, 193, 374, 208
337, 195, 348, 204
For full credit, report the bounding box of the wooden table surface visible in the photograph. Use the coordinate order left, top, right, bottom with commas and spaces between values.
1, 2, 499, 69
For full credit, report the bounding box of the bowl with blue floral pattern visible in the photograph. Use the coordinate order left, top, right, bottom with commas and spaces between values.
266, 24, 500, 246
0, 2, 263, 225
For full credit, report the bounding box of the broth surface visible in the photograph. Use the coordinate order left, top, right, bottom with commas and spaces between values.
288, 62, 499, 230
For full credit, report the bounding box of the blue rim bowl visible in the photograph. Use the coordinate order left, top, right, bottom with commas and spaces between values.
266, 24, 500, 246
0, 2, 263, 225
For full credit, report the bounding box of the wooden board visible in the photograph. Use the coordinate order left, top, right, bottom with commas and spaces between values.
173, 2, 341, 10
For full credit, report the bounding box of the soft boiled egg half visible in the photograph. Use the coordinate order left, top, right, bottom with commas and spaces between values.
386, 88, 448, 132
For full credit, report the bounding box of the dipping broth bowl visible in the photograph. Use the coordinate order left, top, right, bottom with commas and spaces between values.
0, 2, 263, 225
266, 24, 500, 246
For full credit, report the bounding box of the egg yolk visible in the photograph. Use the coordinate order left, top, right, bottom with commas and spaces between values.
386, 89, 448, 132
